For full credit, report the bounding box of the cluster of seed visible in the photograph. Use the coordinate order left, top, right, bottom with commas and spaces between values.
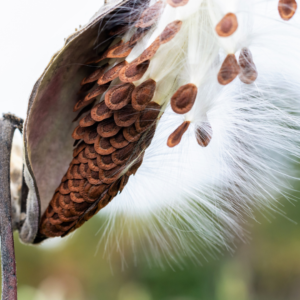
37, 0, 298, 239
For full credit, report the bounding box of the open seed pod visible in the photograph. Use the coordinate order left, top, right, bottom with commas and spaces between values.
19, 0, 152, 244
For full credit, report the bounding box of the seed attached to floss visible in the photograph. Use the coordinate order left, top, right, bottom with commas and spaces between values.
114, 104, 140, 127
91, 101, 113, 122
97, 61, 128, 85
215, 13, 238, 37
132, 79, 156, 111
218, 54, 240, 85
135, 0, 164, 28
105, 83, 135, 110
171, 84, 197, 114
239, 48, 258, 84
119, 60, 150, 83
278, 0, 297, 20
167, 121, 190, 148
167, 0, 189, 8
195, 123, 212, 147
159, 20, 183, 44
106, 41, 134, 59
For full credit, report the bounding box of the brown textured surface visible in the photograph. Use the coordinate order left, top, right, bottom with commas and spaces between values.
218, 54, 240, 85
278, 0, 297, 20
239, 48, 258, 84
38, 68, 160, 240
215, 13, 238, 37
167, 121, 190, 148
171, 83, 197, 114
135, 0, 164, 28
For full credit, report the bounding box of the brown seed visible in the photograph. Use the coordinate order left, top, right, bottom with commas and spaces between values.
135, 102, 161, 133
167, 0, 189, 7
84, 83, 111, 102
73, 97, 95, 112
87, 169, 103, 185
97, 117, 121, 138
138, 38, 161, 63
94, 135, 116, 155
70, 192, 85, 204
108, 180, 121, 197
97, 154, 117, 170
105, 82, 135, 110
112, 143, 137, 165
132, 79, 156, 111
86, 184, 108, 203
78, 150, 89, 164
81, 65, 108, 85
119, 175, 129, 192
171, 84, 197, 114
195, 123, 212, 147
67, 165, 83, 180
91, 101, 113, 122
73, 142, 86, 157
72, 126, 86, 140
73, 100, 96, 121
79, 112, 96, 128
79, 163, 89, 178
135, 1, 164, 28
160, 20, 182, 44
78, 82, 95, 95
129, 27, 151, 46
83, 126, 98, 144
167, 121, 190, 148
99, 165, 123, 184
215, 13, 238, 37
68, 179, 84, 193
114, 104, 140, 127
123, 125, 142, 142
97, 61, 128, 85
59, 181, 71, 195
278, 0, 297, 20
239, 48, 258, 84
88, 158, 100, 172
126, 158, 143, 176
84, 145, 97, 159
218, 54, 240, 85
119, 60, 150, 83
110, 131, 130, 149
106, 41, 134, 58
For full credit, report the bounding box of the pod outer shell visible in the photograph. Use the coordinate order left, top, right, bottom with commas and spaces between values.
20, 0, 132, 244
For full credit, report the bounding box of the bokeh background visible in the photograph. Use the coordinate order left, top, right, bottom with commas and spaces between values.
1, 1, 300, 300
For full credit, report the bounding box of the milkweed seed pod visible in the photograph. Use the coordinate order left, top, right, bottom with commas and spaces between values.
18, 0, 300, 261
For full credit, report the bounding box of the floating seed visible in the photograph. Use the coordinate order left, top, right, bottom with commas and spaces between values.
81, 65, 107, 85
167, 0, 189, 7
97, 154, 117, 170
79, 112, 96, 128
239, 48, 258, 84
171, 84, 197, 114
98, 61, 128, 85
195, 124, 212, 147
135, 0, 164, 28
160, 20, 182, 44
114, 104, 140, 127
84, 83, 111, 102
91, 101, 113, 122
94, 135, 116, 155
110, 131, 130, 149
123, 125, 141, 142
167, 121, 190, 148
119, 60, 150, 83
278, 0, 297, 20
132, 79, 156, 111
97, 117, 121, 138
218, 54, 240, 85
215, 13, 238, 37
135, 102, 161, 133
105, 82, 135, 110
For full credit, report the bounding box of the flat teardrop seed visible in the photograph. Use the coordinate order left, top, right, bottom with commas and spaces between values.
91, 101, 113, 122
94, 135, 116, 155
83, 126, 98, 144
72, 126, 86, 140
114, 104, 140, 127
107, 41, 134, 58
110, 131, 129, 149
171, 84, 197, 114
97, 61, 128, 85
105, 83, 135, 110
129, 27, 151, 46
112, 143, 136, 165
123, 125, 141, 142
81, 65, 107, 85
215, 13, 238, 37
167, 0, 189, 7
239, 48, 258, 84
97, 154, 117, 170
84, 83, 110, 102
195, 124, 212, 147
132, 79, 156, 111
97, 117, 121, 138
278, 0, 297, 20
160, 20, 182, 44
138, 39, 161, 63
119, 60, 150, 83
79, 112, 96, 128
135, 102, 161, 133
217, 54, 240, 85
135, 1, 164, 28
167, 121, 190, 148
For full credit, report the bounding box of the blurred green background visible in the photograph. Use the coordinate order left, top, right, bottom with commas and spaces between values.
2, 189, 300, 300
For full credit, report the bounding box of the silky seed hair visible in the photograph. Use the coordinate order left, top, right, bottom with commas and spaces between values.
36, 0, 300, 263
